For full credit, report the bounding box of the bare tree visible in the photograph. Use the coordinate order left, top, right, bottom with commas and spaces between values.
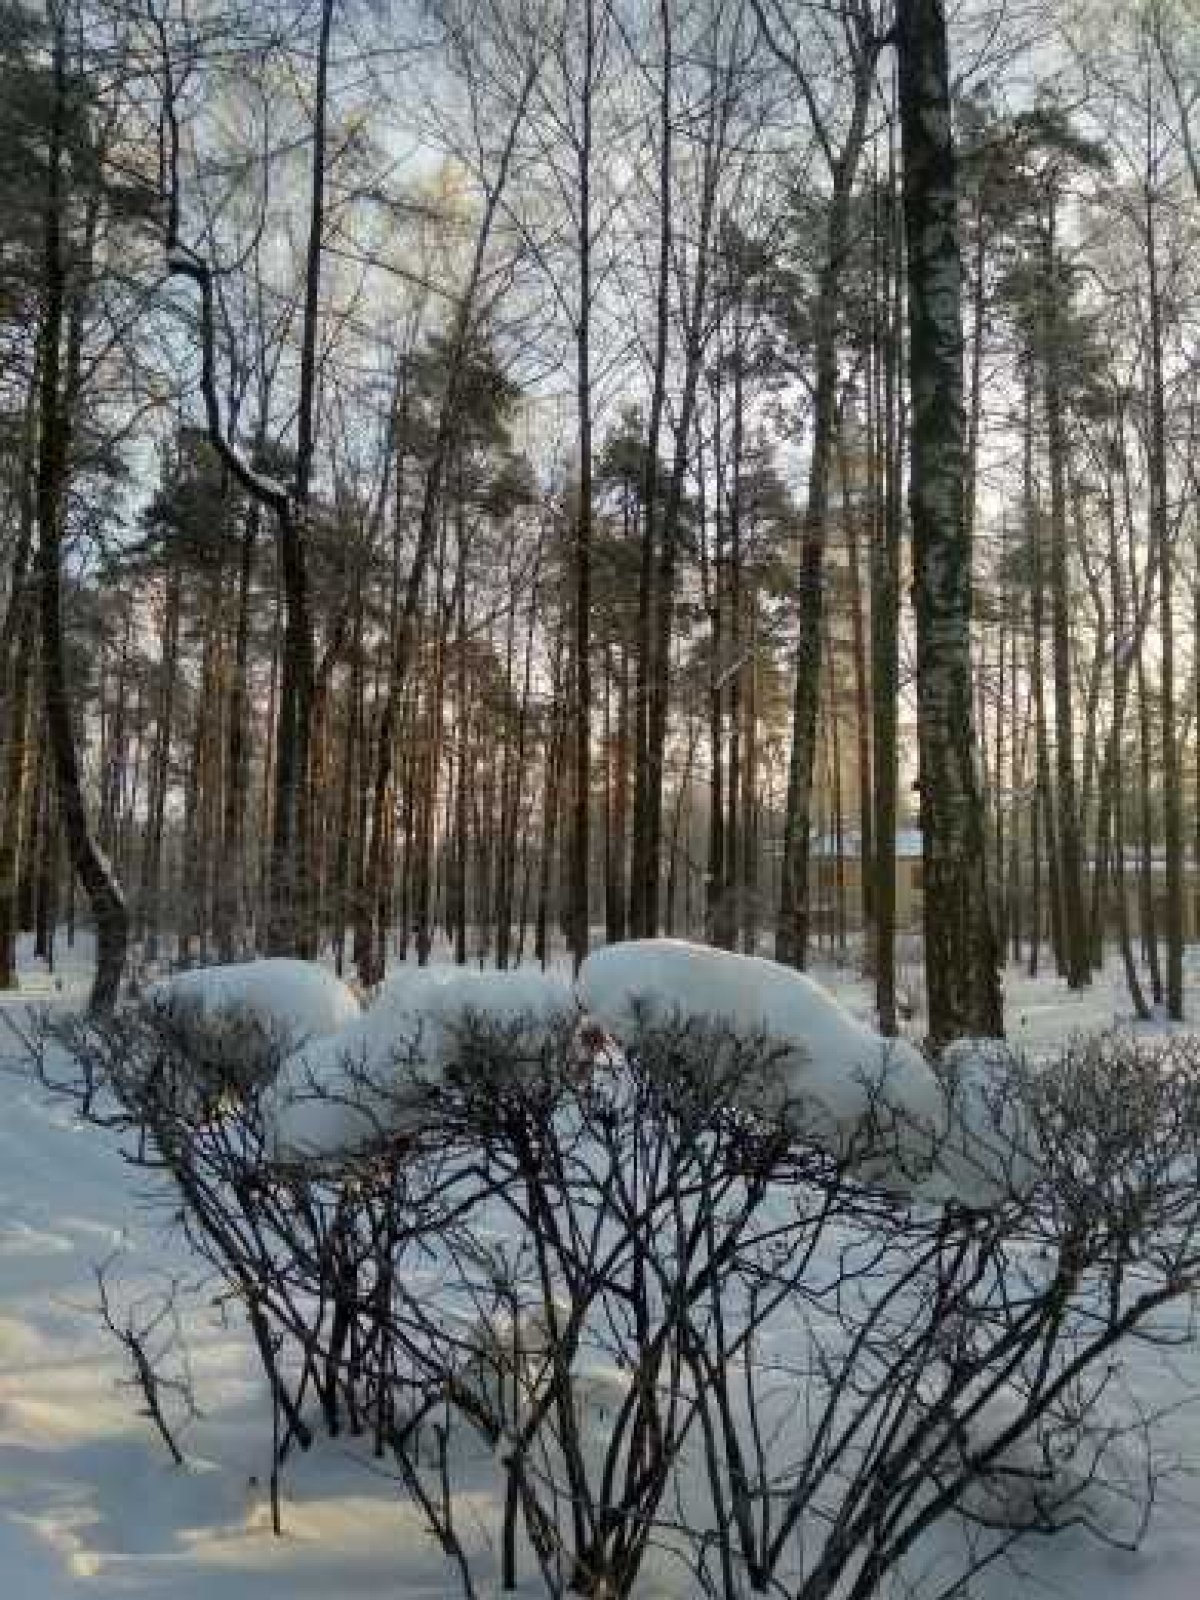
754, 0, 883, 972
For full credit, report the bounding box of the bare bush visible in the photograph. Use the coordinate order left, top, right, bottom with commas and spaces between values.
94, 1256, 199, 1467
39, 1004, 1200, 1598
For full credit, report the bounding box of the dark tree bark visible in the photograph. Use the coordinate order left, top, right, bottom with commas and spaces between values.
536, 633, 567, 968
1145, 167, 1182, 1018
629, 0, 673, 939
567, 0, 596, 973
218, 502, 258, 959
870, 149, 902, 1034
722, 297, 746, 950
35, 11, 128, 1012
702, 373, 725, 944
1040, 199, 1088, 988
452, 498, 469, 967
1024, 360, 1064, 978
139, 560, 181, 963
841, 417, 873, 942
895, 0, 1002, 1042
767, 9, 879, 970
0, 400, 38, 989
1093, 407, 1151, 1017
261, 0, 336, 958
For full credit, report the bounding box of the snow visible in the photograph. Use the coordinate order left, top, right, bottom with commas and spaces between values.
0, 1071, 474, 1598
927, 1035, 1041, 1205
948, 1381, 1149, 1539
5, 939, 1200, 1599
266, 966, 576, 1159
578, 938, 992, 1195
451, 1294, 629, 1430
260, 939, 1032, 1202
146, 959, 361, 1053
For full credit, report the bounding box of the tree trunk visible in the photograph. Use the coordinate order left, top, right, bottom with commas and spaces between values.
870, 153, 902, 1035
568, 0, 596, 973
359, 74, 535, 979
452, 506, 469, 967
629, 0, 673, 940
841, 417, 873, 946
642, 41, 725, 940
724, 305, 745, 949
35, 14, 128, 1012
1024, 359, 1064, 976
218, 501, 259, 959
1145, 174, 1182, 1017
777, 55, 876, 970
895, 0, 1002, 1043
0, 409, 38, 989
1041, 200, 1088, 988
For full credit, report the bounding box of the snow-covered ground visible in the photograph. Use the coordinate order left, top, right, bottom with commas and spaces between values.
4, 932, 1200, 1598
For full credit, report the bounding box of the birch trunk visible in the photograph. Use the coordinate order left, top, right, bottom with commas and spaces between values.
895, 0, 1002, 1042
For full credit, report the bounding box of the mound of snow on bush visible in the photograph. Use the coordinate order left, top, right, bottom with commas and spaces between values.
267, 967, 576, 1159
148, 958, 360, 1040
579, 940, 1031, 1205
579, 938, 937, 1125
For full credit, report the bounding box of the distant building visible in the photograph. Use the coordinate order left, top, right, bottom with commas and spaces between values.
809, 829, 925, 937
809, 832, 1200, 946
1095, 853, 1200, 943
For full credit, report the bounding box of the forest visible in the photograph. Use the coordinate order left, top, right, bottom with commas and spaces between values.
12, 6, 1200, 1596
1, 0, 1198, 1040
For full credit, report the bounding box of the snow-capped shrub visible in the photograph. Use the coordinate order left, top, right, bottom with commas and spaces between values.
40, 982, 1200, 1599
579, 937, 1031, 1203
266, 967, 576, 1159
144, 958, 361, 1102
149, 957, 360, 1041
